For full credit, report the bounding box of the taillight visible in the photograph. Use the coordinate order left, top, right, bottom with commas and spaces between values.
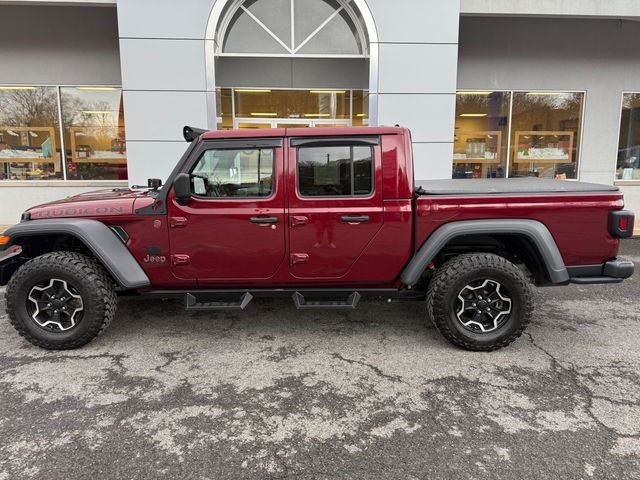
619, 216, 628, 232
609, 210, 634, 239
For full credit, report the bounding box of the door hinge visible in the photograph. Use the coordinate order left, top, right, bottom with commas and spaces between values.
171, 254, 191, 266
169, 217, 187, 228
290, 253, 309, 265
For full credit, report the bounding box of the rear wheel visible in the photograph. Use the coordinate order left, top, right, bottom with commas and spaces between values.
426, 253, 533, 351
6, 251, 117, 350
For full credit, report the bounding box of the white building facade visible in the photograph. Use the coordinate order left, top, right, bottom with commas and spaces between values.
0, 0, 639, 229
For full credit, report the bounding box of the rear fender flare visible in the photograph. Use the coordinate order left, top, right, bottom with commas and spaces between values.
400, 219, 569, 286
2, 219, 150, 289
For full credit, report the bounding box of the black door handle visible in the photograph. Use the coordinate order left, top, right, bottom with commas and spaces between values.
249, 216, 279, 224
340, 215, 370, 223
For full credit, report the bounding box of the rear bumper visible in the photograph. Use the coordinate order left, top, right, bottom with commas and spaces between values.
569, 257, 635, 285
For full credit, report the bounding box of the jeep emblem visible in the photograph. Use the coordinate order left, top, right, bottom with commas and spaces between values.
143, 254, 166, 264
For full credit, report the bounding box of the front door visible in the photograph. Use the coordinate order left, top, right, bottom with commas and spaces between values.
287, 137, 383, 279
168, 142, 285, 284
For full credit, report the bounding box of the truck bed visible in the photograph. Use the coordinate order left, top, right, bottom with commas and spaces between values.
415, 178, 619, 196
413, 178, 624, 267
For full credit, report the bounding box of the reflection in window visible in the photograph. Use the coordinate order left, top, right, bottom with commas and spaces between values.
60, 87, 127, 180
509, 92, 583, 179
190, 148, 274, 198
297, 145, 372, 196
0, 86, 62, 180
617, 93, 640, 180
453, 92, 510, 179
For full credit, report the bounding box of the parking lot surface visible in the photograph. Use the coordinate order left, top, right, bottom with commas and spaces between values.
1, 240, 639, 479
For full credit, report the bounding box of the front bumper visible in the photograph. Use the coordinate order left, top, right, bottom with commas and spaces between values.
0, 245, 23, 286
570, 257, 635, 285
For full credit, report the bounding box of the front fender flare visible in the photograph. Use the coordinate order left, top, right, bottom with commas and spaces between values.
2, 219, 150, 289
400, 219, 569, 286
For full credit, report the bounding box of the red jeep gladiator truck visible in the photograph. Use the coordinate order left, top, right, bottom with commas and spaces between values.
0, 126, 635, 351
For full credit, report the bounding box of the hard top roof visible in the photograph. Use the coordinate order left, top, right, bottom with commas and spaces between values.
201, 126, 406, 140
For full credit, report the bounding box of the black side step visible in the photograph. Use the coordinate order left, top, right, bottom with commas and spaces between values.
292, 291, 361, 310
185, 292, 253, 311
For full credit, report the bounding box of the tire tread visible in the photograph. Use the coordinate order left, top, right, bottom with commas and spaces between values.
426, 253, 534, 352
5, 251, 117, 350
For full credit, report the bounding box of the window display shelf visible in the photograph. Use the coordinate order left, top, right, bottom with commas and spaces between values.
69, 127, 127, 165
453, 131, 503, 165
453, 158, 502, 165
513, 130, 574, 164
0, 126, 59, 165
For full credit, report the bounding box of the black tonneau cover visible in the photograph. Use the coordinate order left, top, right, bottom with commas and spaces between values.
415, 178, 619, 196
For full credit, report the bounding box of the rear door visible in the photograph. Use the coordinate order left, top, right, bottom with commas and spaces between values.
287, 136, 383, 279
168, 139, 285, 283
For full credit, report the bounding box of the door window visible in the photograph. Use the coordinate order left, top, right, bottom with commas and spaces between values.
190, 148, 274, 198
297, 145, 373, 197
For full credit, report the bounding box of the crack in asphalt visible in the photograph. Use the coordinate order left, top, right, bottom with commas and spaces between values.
330, 352, 405, 384
524, 331, 640, 439
154, 351, 183, 373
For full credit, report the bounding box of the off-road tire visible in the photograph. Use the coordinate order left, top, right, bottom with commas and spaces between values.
6, 251, 117, 349
426, 253, 533, 351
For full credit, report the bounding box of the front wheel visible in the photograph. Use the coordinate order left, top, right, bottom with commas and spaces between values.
426, 253, 534, 351
6, 251, 117, 350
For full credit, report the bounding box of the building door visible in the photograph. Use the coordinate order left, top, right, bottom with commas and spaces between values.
286, 137, 383, 279
168, 143, 286, 284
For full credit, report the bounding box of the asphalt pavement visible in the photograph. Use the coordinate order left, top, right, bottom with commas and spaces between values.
1, 240, 639, 479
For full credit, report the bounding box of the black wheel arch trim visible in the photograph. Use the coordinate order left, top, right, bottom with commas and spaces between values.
1, 219, 150, 289
400, 219, 570, 286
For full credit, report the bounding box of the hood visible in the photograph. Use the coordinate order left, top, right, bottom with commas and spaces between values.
27, 188, 150, 220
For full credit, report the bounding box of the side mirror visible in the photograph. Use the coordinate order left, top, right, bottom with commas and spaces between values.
173, 173, 191, 205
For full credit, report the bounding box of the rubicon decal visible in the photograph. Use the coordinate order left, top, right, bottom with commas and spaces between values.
31, 206, 125, 219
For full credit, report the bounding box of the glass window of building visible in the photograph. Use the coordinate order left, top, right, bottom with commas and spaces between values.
220, 0, 367, 57
215, 88, 367, 129
617, 93, 640, 180
453, 90, 585, 180
351, 90, 369, 127
509, 92, 584, 179
216, 88, 234, 131
0, 86, 62, 180
453, 92, 510, 179
215, 0, 371, 131
60, 87, 127, 180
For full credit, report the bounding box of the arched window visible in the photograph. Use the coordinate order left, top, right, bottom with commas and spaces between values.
217, 0, 368, 57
